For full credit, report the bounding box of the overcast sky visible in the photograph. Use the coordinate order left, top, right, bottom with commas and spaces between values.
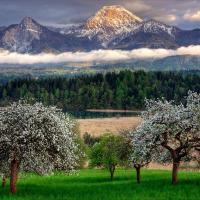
0, 0, 199, 29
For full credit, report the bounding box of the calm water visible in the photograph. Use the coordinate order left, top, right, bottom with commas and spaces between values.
68, 111, 140, 119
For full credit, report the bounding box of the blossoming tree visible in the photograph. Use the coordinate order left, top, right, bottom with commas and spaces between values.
0, 101, 80, 193
0, 160, 9, 188
132, 92, 200, 184
130, 120, 160, 183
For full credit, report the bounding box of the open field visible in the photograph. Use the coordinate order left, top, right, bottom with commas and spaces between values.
1, 169, 200, 200
78, 117, 142, 136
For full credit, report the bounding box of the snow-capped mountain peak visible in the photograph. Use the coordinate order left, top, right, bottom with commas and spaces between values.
85, 5, 142, 30
80, 5, 143, 47
62, 5, 182, 49
140, 19, 177, 36
20, 17, 38, 25
19, 17, 42, 34
0, 6, 199, 54
1, 17, 45, 53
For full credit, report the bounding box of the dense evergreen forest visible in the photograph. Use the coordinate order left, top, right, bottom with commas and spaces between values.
0, 70, 200, 110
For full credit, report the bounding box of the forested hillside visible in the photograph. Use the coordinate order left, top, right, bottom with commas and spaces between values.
0, 70, 200, 110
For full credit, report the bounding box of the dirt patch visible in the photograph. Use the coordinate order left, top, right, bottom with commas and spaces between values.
77, 117, 142, 137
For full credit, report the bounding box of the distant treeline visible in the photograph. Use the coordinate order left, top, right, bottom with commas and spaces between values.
0, 70, 200, 110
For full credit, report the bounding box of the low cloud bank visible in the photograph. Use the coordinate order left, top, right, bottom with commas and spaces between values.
0, 45, 200, 65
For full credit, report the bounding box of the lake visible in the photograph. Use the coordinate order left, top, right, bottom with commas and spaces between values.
68, 110, 141, 119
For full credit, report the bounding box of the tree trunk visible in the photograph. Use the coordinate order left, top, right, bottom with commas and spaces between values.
172, 161, 180, 185
135, 167, 141, 184
2, 176, 6, 188
10, 159, 20, 193
109, 165, 115, 181
110, 170, 114, 181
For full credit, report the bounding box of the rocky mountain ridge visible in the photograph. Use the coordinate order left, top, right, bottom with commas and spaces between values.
0, 5, 199, 53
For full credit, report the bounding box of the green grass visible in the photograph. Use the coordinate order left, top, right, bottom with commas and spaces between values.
1, 169, 200, 200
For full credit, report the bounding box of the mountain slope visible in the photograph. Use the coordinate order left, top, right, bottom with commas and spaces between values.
0, 6, 200, 53
65, 6, 200, 50
175, 29, 200, 46
109, 20, 180, 49
0, 17, 96, 53
72, 5, 143, 47
91, 55, 200, 71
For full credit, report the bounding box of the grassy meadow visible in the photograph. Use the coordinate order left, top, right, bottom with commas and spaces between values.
1, 169, 200, 200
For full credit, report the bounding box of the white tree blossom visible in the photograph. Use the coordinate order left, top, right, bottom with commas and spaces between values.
0, 101, 81, 193
132, 91, 200, 184
130, 120, 162, 183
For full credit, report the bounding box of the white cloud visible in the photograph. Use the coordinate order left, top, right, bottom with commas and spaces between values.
0, 46, 200, 65
183, 10, 200, 21
124, 1, 152, 13
176, 45, 200, 56
154, 14, 178, 23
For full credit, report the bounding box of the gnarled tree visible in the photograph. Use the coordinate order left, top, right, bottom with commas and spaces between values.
138, 92, 200, 184
0, 101, 81, 193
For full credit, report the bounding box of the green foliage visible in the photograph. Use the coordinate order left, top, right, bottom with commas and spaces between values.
0, 70, 200, 110
119, 130, 134, 167
89, 142, 104, 168
89, 134, 126, 180
83, 133, 100, 147
71, 122, 87, 169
